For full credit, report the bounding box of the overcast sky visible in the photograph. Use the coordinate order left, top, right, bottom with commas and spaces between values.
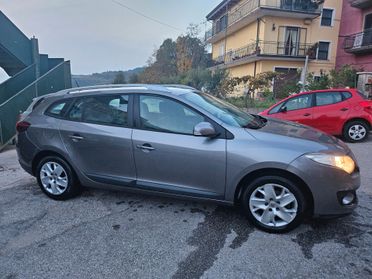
0, 0, 220, 81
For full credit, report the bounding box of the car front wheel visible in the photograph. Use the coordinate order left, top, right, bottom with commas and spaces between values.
241, 175, 306, 233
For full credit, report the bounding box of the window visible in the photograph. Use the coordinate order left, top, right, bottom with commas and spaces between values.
269, 103, 283, 114
45, 100, 70, 118
321, 9, 333, 26
139, 95, 204, 135
283, 94, 313, 111
341, 92, 352, 100
317, 42, 330, 60
67, 95, 129, 126
315, 92, 343, 106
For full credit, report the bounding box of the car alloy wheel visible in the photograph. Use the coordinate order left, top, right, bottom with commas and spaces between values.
36, 156, 81, 200
241, 175, 306, 232
348, 124, 367, 141
40, 161, 69, 195
249, 183, 298, 227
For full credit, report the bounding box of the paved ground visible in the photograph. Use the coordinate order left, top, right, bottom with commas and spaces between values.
0, 138, 372, 279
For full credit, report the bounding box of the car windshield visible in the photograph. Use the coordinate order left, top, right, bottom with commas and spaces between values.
183, 92, 266, 129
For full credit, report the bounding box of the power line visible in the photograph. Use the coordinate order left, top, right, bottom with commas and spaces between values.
111, 0, 184, 32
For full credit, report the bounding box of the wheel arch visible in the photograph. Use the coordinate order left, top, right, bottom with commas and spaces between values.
32, 150, 74, 176
343, 118, 371, 131
234, 168, 314, 215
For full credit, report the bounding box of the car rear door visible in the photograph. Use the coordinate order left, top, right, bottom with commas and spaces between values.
59, 93, 137, 184
312, 91, 351, 135
131, 94, 226, 199
270, 93, 314, 126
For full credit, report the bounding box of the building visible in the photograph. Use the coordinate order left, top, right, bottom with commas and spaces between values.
336, 0, 372, 71
205, 0, 342, 93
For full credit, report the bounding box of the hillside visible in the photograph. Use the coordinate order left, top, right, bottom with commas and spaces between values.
72, 67, 144, 87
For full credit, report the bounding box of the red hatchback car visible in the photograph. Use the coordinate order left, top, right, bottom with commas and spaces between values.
260, 89, 372, 142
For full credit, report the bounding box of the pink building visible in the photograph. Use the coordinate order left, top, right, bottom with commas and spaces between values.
336, 0, 372, 71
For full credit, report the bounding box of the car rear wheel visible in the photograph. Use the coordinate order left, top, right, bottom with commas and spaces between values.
36, 156, 80, 200
241, 176, 306, 233
343, 121, 369, 143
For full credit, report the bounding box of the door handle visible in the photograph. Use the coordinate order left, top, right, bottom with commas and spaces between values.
136, 144, 155, 151
303, 113, 311, 116
340, 108, 349, 111
69, 134, 84, 142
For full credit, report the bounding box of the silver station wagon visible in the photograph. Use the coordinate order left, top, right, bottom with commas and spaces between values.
16, 84, 360, 232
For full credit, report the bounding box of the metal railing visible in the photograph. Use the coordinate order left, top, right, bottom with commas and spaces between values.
213, 41, 316, 65
0, 61, 71, 148
343, 29, 372, 52
0, 64, 37, 105
205, 0, 322, 41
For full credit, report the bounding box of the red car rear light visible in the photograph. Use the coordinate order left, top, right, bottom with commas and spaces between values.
16, 121, 31, 133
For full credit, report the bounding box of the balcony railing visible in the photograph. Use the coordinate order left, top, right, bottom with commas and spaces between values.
211, 41, 317, 66
343, 29, 372, 54
348, 0, 372, 9
205, 0, 322, 41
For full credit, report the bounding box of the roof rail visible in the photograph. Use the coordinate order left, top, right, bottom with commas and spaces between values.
161, 84, 198, 90
64, 84, 149, 94
51, 83, 198, 96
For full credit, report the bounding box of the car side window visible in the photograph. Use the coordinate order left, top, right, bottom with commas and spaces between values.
283, 94, 313, 111
341, 92, 352, 100
316, 92, 343, 106
45, 100, 71, 118
67, 95, 129, 127
139, 95, 204, 135
269, 103, 284, 114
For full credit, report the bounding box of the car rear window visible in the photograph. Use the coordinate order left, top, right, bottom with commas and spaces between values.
45, 100, 71, 118
315, 92, 342, 106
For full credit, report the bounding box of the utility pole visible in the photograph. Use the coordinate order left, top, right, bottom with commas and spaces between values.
300, 55, 309, 92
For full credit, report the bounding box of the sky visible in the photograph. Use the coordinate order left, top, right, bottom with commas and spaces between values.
0, 0, 221, 82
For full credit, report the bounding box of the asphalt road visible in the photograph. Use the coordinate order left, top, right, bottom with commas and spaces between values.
0, 138, 372, 279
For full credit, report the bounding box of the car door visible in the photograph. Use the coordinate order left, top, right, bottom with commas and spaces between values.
312, 91, 351, 135
272, 93, 314, 126
131, 94, 226, 199
59, 94, 136, 184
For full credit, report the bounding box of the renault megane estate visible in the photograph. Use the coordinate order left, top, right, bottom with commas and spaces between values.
16, 84, 360, 232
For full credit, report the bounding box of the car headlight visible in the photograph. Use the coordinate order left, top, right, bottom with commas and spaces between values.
305, 153, 355, 174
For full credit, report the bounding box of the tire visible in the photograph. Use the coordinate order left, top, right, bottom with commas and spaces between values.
241, 175, 306, 233
343, 120, 369, 143
36, 156, 80, 200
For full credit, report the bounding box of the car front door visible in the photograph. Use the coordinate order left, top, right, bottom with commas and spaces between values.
312, 91, 351, 134
274, 93, 314, 126
59, 94, 136, 184
131, 94, 226, 199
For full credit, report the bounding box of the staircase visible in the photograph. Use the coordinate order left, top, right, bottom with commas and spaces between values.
0, 11, 71, 150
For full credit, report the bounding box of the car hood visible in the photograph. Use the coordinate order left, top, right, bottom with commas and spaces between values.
248, 117, 350, 153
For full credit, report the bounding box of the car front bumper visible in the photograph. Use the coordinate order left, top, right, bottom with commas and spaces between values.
287, 155, 360, 217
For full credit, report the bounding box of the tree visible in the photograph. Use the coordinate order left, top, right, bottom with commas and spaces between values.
330, 65, 360, 88
128, 73, 139, 84
112, 71, 126, 84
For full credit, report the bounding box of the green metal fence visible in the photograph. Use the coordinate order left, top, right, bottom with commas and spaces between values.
0, 61, 71, 148
0, 64, 37, 105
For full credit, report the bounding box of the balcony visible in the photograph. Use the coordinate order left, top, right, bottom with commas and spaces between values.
343, 29, 372, 54
210, 41, 317, 68
349, 0, 372, 9
205, 0, 322, 43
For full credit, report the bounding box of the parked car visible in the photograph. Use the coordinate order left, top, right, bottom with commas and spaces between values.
16, 85, 360, 233
260, 89, 372, 142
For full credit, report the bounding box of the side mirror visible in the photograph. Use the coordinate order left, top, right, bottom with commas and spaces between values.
193, 122, 217, 137
279, 106, 287, 113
